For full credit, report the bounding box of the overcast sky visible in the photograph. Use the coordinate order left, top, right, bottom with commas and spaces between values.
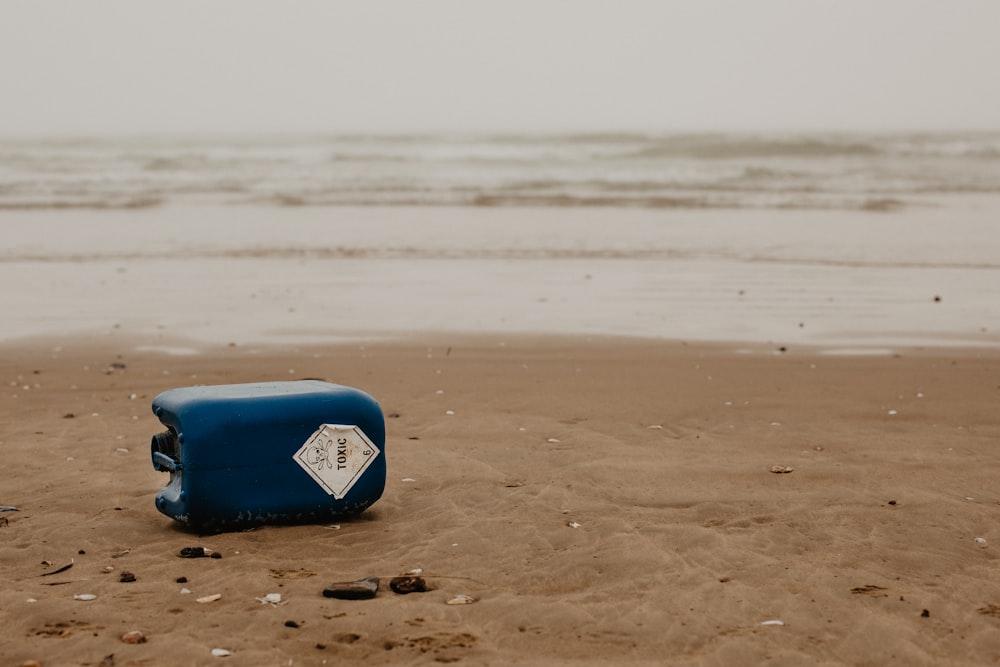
2, 1, 999, 135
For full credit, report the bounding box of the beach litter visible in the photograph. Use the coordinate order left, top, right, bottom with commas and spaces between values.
196, 593, 222, 604
150, 382, 386, 531
0, 505, 19, 511
179, 546, 221, 559
322, 576, 379, 600
40, 559, 74, 576
256, 593, 283, 605
74, 594, 97, 601
760, 619, 785, 626
446, 594, 476, 605
211, 648, 232, 657
390, 576, 428, 594
769, 465, 794, 474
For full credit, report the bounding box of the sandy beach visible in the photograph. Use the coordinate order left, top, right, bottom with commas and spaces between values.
4, 0, 1000, 660
2, 196, 1000, 666
2, 333, 1000, 666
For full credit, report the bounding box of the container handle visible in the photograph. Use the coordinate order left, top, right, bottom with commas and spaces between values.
152, 451, 182, 472
151, 430, 183, 472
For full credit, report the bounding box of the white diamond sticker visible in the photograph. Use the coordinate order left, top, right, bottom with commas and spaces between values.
293, 424, 380, 499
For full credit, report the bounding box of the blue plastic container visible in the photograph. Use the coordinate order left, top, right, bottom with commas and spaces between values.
149, 380, 385, 531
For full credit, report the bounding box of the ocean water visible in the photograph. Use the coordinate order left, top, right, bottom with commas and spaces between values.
2, 132, 999, 347
2, 132, 999, 211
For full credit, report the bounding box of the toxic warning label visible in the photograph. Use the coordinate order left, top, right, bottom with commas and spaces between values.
293, 424, 380, 499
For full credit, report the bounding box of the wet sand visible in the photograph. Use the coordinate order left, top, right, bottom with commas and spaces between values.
2, 203, 999, 348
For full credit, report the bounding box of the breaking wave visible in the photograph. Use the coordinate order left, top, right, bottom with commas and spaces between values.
1, 131, 999, 211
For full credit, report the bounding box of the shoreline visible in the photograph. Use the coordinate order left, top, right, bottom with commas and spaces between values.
4, 252, 998, 351
4, 202, 999, 351
6, 327, 1000, 363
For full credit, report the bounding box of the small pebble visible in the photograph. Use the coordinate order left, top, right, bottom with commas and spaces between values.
179, 547, 210, 558
389, 576, 428, 594
211, 648, 232, 657
975, 537, 988, 547
921, 609, 930, 617
119, 571, 137, 583
74, 594, 97, 601
760, 619, 784, 626
769, 465, 794, 474
176, 576, 188, 583
322, 576, 379, 600
121, 630, 147, 644
284, 620, 300, 628
196, 593, 222, 603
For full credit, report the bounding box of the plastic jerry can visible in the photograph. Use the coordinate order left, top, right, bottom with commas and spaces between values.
149, 380, 385, 531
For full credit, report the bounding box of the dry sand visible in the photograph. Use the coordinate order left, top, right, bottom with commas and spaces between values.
3, 334, 1000, 666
